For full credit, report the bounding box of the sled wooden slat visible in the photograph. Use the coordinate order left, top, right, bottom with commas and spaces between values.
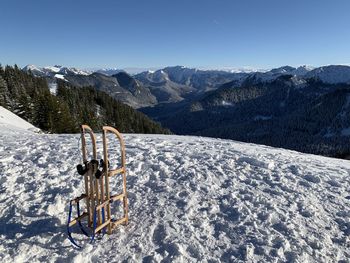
111, 217, 127, 230
96, 199, 109, 211
69, 212, 89, 227
94, 219, 111, 234
110, 193, 124, 202
95, 193, 125, 210
71, 194, 87, 205
108, 167, 125, 176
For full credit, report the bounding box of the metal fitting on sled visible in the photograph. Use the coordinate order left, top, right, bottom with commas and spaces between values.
67, 125, 128, 248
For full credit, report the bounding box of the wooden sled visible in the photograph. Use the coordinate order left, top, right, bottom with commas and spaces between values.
67, 125, 128, 248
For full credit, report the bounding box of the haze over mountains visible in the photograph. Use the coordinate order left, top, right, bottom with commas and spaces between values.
21, 63, 350, 157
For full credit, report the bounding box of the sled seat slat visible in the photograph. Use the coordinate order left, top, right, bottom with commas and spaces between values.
112, 217, 127, 230
108, 167, 125, 177
110, 193, 124, 202
94, 219, 111, 233
69, 212, 89, 227
71, 194, 87, 205
96, 200, 109, 211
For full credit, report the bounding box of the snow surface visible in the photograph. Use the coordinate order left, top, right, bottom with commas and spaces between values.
1, 126, 350, 262
48, 82, 58, 95
221, 100, 234, 106
0, 106, 39, 132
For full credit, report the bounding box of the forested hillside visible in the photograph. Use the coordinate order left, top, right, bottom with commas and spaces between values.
160, 76, 350, 157
0, 65, 170, 134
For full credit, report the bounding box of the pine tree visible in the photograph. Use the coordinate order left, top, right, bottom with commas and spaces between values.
0, 75, 9, 107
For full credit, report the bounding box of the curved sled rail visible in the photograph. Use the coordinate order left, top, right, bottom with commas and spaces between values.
80, 125, 97, 227
67, 198, 105, 249
102, 126, 129, 234
67, 198, 90, 249
81, 125, 97, 162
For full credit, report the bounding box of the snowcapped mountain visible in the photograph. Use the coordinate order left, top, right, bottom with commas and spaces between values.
22, 64, 46, 76
94, 68, 125, 76
22, 65, 157, 108
94, 67, 165, 76
134, 66, 248, 105
305, 65, 350, 84
20, 63, 350, 115
23, 64, 350, 86
246, 65, 350, 85
136, 66, 247, 89
1, 118, 349, 262
22, 64, 90, 78
245, 65, 313, 84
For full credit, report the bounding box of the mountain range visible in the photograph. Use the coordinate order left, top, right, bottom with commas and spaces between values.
22, 63, 350, 157
0, 65, 169, 134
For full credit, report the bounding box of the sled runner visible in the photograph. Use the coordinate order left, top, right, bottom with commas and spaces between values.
67, 125, 128, 248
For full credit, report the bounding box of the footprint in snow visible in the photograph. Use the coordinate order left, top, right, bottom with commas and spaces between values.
303, 173, 321, 184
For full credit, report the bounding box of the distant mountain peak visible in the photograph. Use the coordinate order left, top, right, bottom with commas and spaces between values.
23, 64, 41, 71
22, 63, 350, 88
95, 68, 125, 76
22, 64, 90, 78
305, 65, 350, 84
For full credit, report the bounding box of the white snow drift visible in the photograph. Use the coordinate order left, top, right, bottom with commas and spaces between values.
0, 123, 349, 262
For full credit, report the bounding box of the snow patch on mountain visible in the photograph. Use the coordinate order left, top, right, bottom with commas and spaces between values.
48, 82, 58, 95
54, 74, 66, 80
221, 100, 234, 106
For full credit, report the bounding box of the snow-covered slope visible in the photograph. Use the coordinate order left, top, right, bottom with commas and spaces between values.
1, 126, 349, 262
0, 106, 40, 132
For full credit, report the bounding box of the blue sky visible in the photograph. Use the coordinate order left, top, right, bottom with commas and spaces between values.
1, 0, 350, 69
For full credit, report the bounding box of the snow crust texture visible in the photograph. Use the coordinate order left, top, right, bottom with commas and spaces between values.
1, 129, 350, 262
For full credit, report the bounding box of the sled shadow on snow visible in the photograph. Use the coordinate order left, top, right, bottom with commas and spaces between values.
0, 206, 70, 250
